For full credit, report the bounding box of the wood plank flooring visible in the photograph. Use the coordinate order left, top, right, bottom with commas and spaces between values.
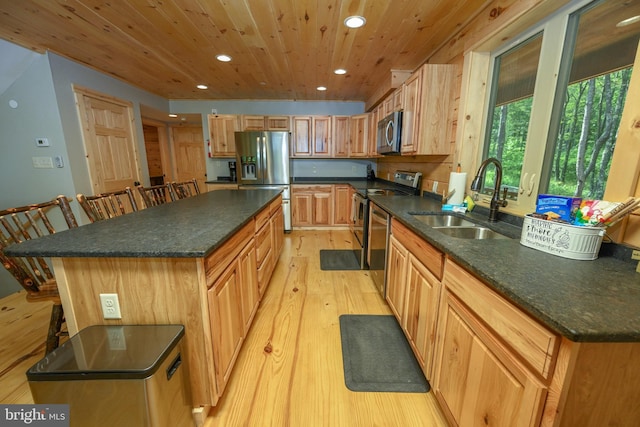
0, 230, 448, 426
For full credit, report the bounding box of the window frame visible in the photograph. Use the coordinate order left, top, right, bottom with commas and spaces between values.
476, 0, 615, 215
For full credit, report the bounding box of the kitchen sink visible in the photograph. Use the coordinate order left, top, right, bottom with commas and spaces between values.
410, 214, 476, 227
432, 226, 510, 240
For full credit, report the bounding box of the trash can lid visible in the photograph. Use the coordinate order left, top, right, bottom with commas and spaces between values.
26, 325, 185, 381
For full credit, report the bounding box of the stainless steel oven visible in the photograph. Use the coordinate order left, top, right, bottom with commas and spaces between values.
368, 202, 390, 297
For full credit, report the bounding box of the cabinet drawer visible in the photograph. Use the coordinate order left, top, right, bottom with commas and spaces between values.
443, 259, 559, 380
205, 220, 253, 287
391, 219, 444, 280
255, 221, 271, 266
270, 195, 282, 215
255, 207, 271, 231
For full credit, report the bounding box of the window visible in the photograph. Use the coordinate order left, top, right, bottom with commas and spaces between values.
481, 0, 640, 211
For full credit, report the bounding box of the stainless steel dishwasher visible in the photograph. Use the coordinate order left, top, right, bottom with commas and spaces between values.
367, 202, 390, 298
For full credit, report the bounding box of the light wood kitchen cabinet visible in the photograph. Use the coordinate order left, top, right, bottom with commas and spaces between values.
255, 207, 273, 296
433, 259, 557, 426
240, 115, 291, 131
333, 185, 351, 225
291, 116, 331, 157
367, 109, 380, 157
349, 114, 368, 157
387, 219, 443, 379
270, 199, 284, 262
208, 114, 239, 157
385, 235, 409, 321
207, 244, 248, 397
206, 183, 238, 191
401, 63, 457, 155
291, 185, 333, 226
332, 115, 350, 157
265, 116, 290, 130
241, 115, 266, 130
238, 241, 258, 334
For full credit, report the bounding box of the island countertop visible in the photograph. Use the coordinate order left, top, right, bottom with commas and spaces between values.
5, 190, 281, 259
368, 194, 640, 343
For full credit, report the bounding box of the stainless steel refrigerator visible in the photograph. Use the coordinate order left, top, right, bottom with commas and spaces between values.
235, 131, 291, 231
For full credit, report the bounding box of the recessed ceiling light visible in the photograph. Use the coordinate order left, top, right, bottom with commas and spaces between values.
197, 84, 208, 90
317, 86, 327, 91
616, 15, 640, 27
334, 69, 347, 75
344, 16, 366, 28
168, 114, 178, 118
216, 54, 232, 62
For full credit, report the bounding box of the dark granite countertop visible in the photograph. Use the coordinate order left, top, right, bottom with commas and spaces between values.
5, 190, 281, 259
368, 195, 640, 343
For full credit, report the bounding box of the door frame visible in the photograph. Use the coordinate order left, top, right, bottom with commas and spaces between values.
142, 118, 173, 184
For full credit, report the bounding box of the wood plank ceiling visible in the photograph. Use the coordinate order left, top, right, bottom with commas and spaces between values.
0, 0, 487, 103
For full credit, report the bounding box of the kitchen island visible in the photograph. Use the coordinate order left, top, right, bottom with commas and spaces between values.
6, 190, 285, 424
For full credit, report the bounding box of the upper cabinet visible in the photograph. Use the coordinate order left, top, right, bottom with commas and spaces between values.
349, 114, 368, 157
401, 64, 457, 156
208, 114, 240, 157
291, 116, 331, 157
241, 115, 290, 131
332, 115, 350, 157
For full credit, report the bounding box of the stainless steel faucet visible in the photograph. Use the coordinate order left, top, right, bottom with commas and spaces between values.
470, 157, 508, 222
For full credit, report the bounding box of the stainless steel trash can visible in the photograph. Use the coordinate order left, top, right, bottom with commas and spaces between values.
27, 325, 192, 427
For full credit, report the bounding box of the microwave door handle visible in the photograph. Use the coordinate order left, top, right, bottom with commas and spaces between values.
385, 121, 394, 147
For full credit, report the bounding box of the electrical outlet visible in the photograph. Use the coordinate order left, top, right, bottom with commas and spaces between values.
100, 293, 122, 319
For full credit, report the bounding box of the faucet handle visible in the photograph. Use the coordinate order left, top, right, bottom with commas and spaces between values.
500, 187, 509, 207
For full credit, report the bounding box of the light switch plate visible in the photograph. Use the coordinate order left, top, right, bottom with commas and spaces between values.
32, 157, 54, 169
36, 137, 50, 147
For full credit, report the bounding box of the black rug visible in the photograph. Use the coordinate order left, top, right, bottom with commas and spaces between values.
319, 249, 361, 271
339, 314, 430, 393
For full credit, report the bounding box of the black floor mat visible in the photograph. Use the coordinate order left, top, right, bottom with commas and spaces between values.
319, 249, 361, 271
339, 314, 430, 393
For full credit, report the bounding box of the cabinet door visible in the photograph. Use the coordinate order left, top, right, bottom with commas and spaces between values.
291, 191, 313, 225
271, 205, 284, 258
401, 70, 422, 154
333, 185, 351, 225
208, 260, 244, 395
386, 235, 409, 322
417, 64, 456, 155
434, 291, 547, 427
208, 114, 239, 157
367, 110, 379, 157
292, 116, 312, 157
312, 116, 331, 157
265, 116, 290, 131
238, 241, 259, 333
332, 115, 350, 157
349, 114, 368, 157
312, 190, 332, 225
405, 254, 441, 378
241, 115, 265, 130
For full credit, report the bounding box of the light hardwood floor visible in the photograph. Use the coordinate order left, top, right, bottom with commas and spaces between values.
0, 230, 448, 426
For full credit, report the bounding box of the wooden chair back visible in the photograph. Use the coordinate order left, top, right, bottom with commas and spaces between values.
0, 195, 78, 354
76, 187, 138, 222
137, 183, 175, 208
171, 178, 201, 200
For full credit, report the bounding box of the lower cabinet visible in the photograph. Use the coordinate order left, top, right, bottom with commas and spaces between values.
434, 287, 547, 426
386, 220, 442, 380
208, 253, 247, 396
432, 260, 558, 427
291, 185, 333, 226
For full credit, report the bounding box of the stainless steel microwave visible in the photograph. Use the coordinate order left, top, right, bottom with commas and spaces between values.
376, 111, 402, 155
